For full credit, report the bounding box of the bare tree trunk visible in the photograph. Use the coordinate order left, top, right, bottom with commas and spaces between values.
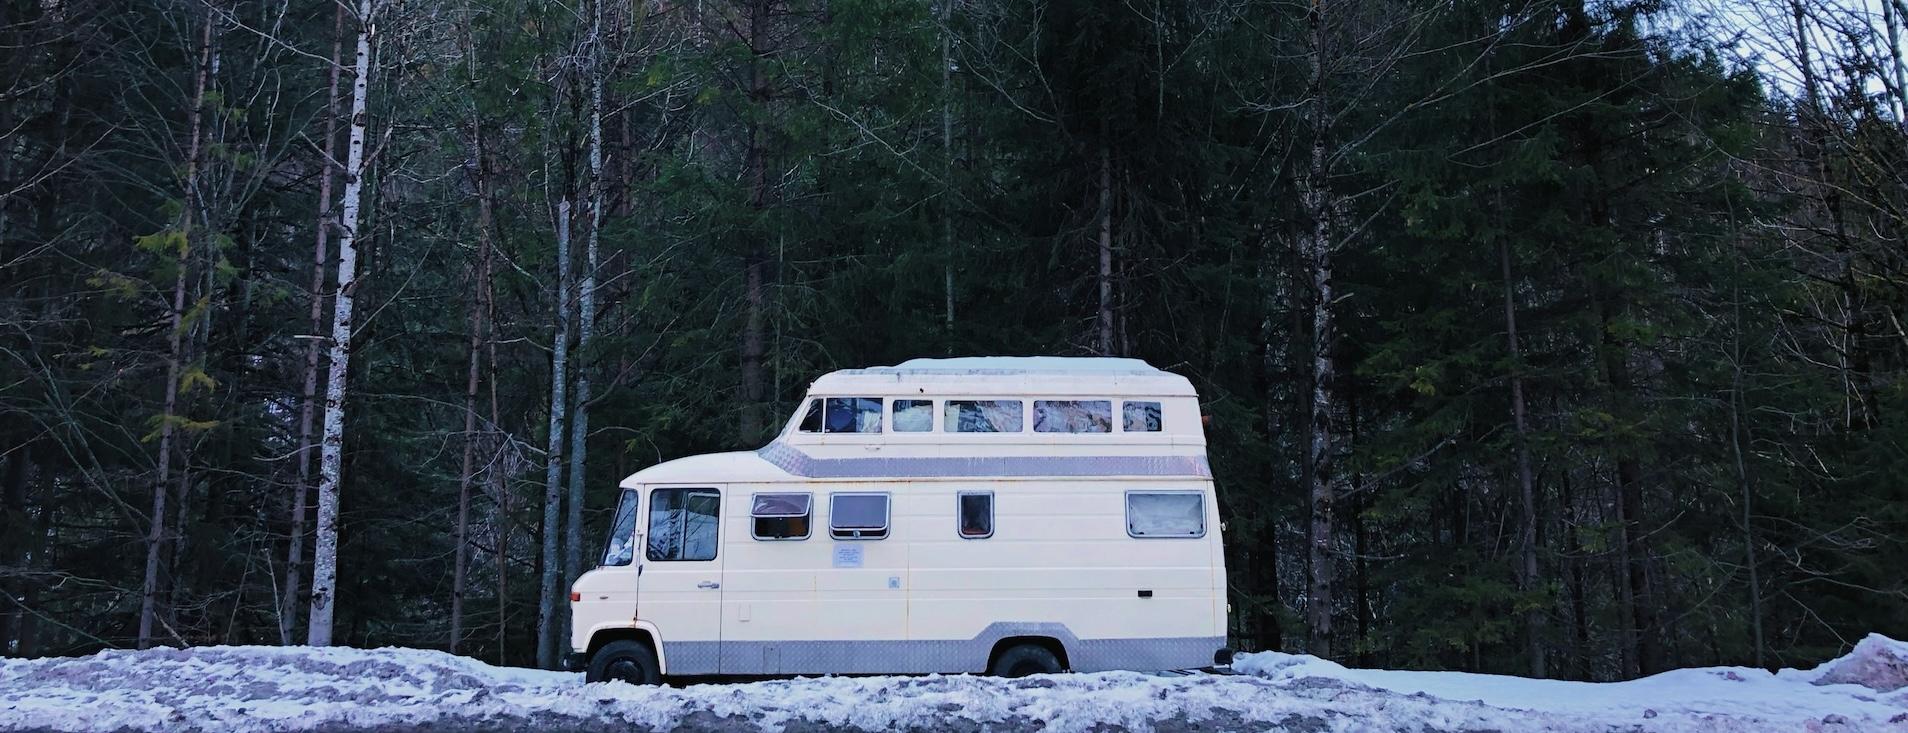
1346, 378, 1369, 667
1886, 0, 1908, 125
1560, 467, 1591, 679
489, 339, 509, 666
940, 0, 955, 337
452, 382, 478, 656
284, 0, 346, 648
16, 470, 51, 656
452, 24, 497, 651
536, 191, 574, 669
140, 11, 215, 650
1595, 288, 1658, 676
1255, 228, 1285, 652
307, 0, 378, 647
1728, 274, 1766, 669
1789, 0, 1823, 120
563, 0, 607, 648
1096, 144, 1114, 355
0, 450, 32, 653
1500, 239, 1546, 678
738, 0, 770, 444
1299, 0, 1338, 660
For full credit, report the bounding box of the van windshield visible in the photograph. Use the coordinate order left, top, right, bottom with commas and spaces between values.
601, 489, 639, 566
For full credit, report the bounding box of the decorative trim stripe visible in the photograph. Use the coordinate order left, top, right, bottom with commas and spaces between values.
755, 442, 1211, 479
659, 622, 1225, 675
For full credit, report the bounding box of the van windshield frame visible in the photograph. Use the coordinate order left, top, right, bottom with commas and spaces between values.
601, 489, 640, 566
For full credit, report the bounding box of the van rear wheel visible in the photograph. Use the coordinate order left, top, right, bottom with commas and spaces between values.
989, 643, 1063, 678
586, 640, 661, 685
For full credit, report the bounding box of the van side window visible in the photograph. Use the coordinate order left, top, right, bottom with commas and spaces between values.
1034, 400, 1111, 433
892, 399, 934, 432
1122, 401, 1163, 432
797, 399, 823, 432
1126, 491, 1205, 538
825, 397, 883, 433
830, 493, 890, 540
958, 492, 993, 539
648, 488, 720, 561
945, 400, 1023, 432
751, 493, 812, 540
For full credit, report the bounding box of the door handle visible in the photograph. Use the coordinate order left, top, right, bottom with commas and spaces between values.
697, 581, 721, 590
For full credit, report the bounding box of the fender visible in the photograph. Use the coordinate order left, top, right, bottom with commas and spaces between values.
583, 620, 669, 674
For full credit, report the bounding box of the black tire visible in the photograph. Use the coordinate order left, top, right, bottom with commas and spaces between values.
585, 640, 662, 685
989, 643, 1063, 678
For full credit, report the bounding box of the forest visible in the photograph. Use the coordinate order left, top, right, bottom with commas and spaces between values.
0, 0, 1904, 682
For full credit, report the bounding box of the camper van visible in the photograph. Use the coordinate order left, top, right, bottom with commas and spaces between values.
565, 357, 1230, 683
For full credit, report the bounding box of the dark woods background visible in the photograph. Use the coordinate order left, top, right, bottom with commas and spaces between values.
2, 0, 1904, 680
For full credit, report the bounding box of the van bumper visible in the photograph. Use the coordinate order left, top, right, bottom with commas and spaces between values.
562, 651, 589, 672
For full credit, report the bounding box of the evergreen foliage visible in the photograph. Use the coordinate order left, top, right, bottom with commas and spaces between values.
0, 0, 1902, 678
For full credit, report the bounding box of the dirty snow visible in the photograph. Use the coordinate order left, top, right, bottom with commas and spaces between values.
0, 637, 1903, 732
1814, 634, 1908, 694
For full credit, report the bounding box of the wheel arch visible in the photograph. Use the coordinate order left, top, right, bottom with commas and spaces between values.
987, 635, 1070, 671
586, 623, 667, 674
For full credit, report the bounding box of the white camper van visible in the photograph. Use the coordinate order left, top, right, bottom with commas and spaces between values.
566, 357, 1230, 683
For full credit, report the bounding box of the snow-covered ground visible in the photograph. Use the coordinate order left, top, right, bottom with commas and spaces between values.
2, 635, 1905, 732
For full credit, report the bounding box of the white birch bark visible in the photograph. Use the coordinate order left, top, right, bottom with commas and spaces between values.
284, 0, 346, 647
1887, 0, 1908, 127
562, 0, 606, 648
1300, 0, 1338, 659
536, 192, 574, 669
307, 0, 378, 647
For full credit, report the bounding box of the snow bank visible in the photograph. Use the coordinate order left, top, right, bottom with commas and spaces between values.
1, 641, 1904, 732
1812, 634, 1908, 693
1234, 640, 1908, 729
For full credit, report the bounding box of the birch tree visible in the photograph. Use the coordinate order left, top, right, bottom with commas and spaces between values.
561, 0, 609, 651
283, 0, 347, 647
536, 170, 575, 670
308, 0, 381, 647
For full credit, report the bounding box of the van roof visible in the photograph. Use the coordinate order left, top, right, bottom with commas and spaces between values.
808, 356, 1196, 397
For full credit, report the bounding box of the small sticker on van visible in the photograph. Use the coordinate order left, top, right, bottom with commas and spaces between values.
833, 544, 864, 568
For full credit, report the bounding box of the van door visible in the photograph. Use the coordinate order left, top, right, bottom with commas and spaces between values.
638, 485, 725, 675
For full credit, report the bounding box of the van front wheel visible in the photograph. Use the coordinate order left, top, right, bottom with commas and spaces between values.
586, 640, 661, 685
989, 643, 1063, 678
